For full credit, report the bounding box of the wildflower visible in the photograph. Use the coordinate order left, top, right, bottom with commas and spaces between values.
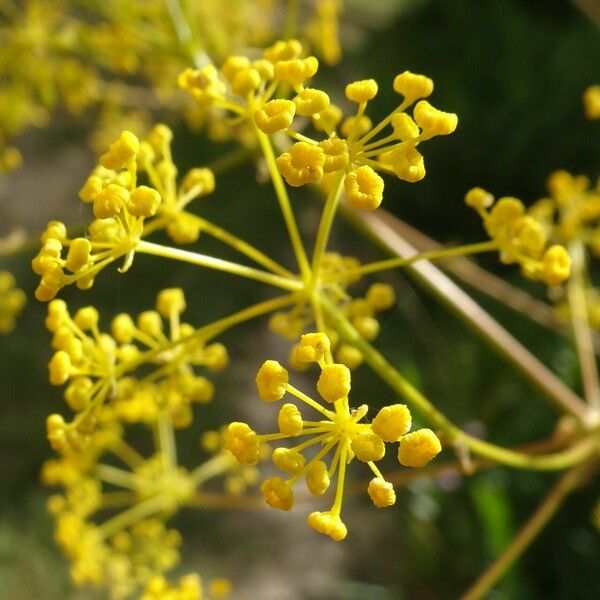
178, 39, 456, 211
43, 289, 226, 450
33, 126, 217, 300
0, 271, 26, 333
466, 187, 572, 286
226, 333, 442, 540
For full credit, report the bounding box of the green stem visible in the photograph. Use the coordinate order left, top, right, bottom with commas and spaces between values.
320, 239, 498, 282
567, 240, 600, 410
253, 125, 311, 280
310, 170, 345, 283
136, 240, 301, 292
98, 494, 168, 540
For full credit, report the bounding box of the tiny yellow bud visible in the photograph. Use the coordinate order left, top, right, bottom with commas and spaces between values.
65, 238, 91, 272
93, 184, 129, 219
485, 197, 525, 238
256, 360, 289, 401
312, 103, 343, 133
465, 187, 494, 211
231, 67, 261, 97
296, 332, 331, 363
263, 39, 304, 63
261, 476, 294, 510
319, 138, 349, 173
74, 306, 99, 330
393, 71, 434, 103
371, 404, 412, 442
272, 447, 306, 475
398, 428, 442, 467
49, 350, 71, 385
351, 430, 385, 462
78, 175, 103, 203
345, 79, 378, 103
307, 511, 347, 541
367, 477, 396, 508
111, 313, 135, 343
542, 245, 571, 286
100, 131, 139, 170
254, 99, 296, 134
128, 186, 161, 217
305, 460, 330, 495
251, 59, 274, 81
64, 377, 93, 412
156, 288, 186, 317
344, 165, 384, 210
46, 413, 67, 451
182, 167, 215, 194
391, 112, 420, 141
274, 56, 319, 89
353, 315, 380, 341
293, 88, 330, 116
167, 213, 201, 244
366, 283, 396, 311
226, 422, 260, 465
276, 142, 325, 187
341, 115, 372, 139
278, 403, 303, 436
335, 344, 363, 370
145, 124, 173, 152
220, 55, 250, 82
137, 310, 163, 337
413, 100, 458, 138
316, 363, 351, 403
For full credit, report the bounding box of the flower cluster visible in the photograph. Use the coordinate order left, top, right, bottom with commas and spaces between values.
32, 125, 216, 301
465, 187, 572, 286
0, 1, 344, 164
40, 288, 248, 597
179, 38, 457, 211
225, 332, 442, 540
44, 288, 226, 452
142, 573, 231, 600
0, 270, 26, 333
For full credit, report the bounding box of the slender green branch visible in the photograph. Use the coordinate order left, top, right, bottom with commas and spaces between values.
567, 240, 600, 410
310, 170, 345, 283
136, 240, 302, 292
252, 125, 311, 280
320, 239, 498, 282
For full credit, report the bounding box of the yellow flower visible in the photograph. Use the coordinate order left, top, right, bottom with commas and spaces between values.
228, 333, 442, 539
367, 477, 396, 508
398, 428, 442, 467
255, 360, 289, 401
345, 79, 378, 103
542, 245, 571, 286
276, 142, 326, 186
260, 476, 294, 510
254, 99, 296, 134
225, 422, 260, 465
393, 71, 434, 103
344, 166, 384, 210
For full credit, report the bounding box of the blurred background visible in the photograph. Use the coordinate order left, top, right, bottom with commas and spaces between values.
1, 0, 599, 598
